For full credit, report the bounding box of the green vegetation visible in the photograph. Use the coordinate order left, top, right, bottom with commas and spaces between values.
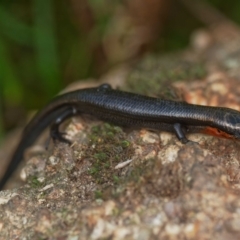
125, 55, 207, 98
86, 123, 133, 185
28, 175, 43, 188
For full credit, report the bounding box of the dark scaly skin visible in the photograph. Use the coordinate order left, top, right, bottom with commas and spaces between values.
1, 84, 240, 189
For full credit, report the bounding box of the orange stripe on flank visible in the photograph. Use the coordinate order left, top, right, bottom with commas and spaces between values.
201, 127, 235, 140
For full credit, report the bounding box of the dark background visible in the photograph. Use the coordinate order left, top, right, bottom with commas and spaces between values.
0, 0, 240, 139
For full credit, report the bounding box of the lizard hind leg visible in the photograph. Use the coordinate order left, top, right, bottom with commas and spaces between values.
50, 107, 78, 144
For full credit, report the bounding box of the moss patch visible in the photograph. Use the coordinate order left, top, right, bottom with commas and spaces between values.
76, 123, 134, 187
125, 54, 207, 98
27, 175, 44, 189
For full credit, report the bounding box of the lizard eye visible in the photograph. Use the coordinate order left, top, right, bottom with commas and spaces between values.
98, 84, 112, 91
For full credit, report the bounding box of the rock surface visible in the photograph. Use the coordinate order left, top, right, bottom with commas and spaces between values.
1, 15, 240, 240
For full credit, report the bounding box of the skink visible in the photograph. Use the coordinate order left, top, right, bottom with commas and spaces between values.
1, 83, 240, 189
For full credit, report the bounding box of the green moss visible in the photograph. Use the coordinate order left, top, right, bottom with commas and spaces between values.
76, 123, 134, 185
94, 190, 103, 199
94, 152, 107, 161
121, 140, 130, 148
125, 54, 207, 98
28, 175, 43, 188
125, 166, 144, 183
89, 166, 99, 175
113, 175, 119, 184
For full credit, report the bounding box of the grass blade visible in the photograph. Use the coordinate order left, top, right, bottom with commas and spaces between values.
33, 0, 61, 96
